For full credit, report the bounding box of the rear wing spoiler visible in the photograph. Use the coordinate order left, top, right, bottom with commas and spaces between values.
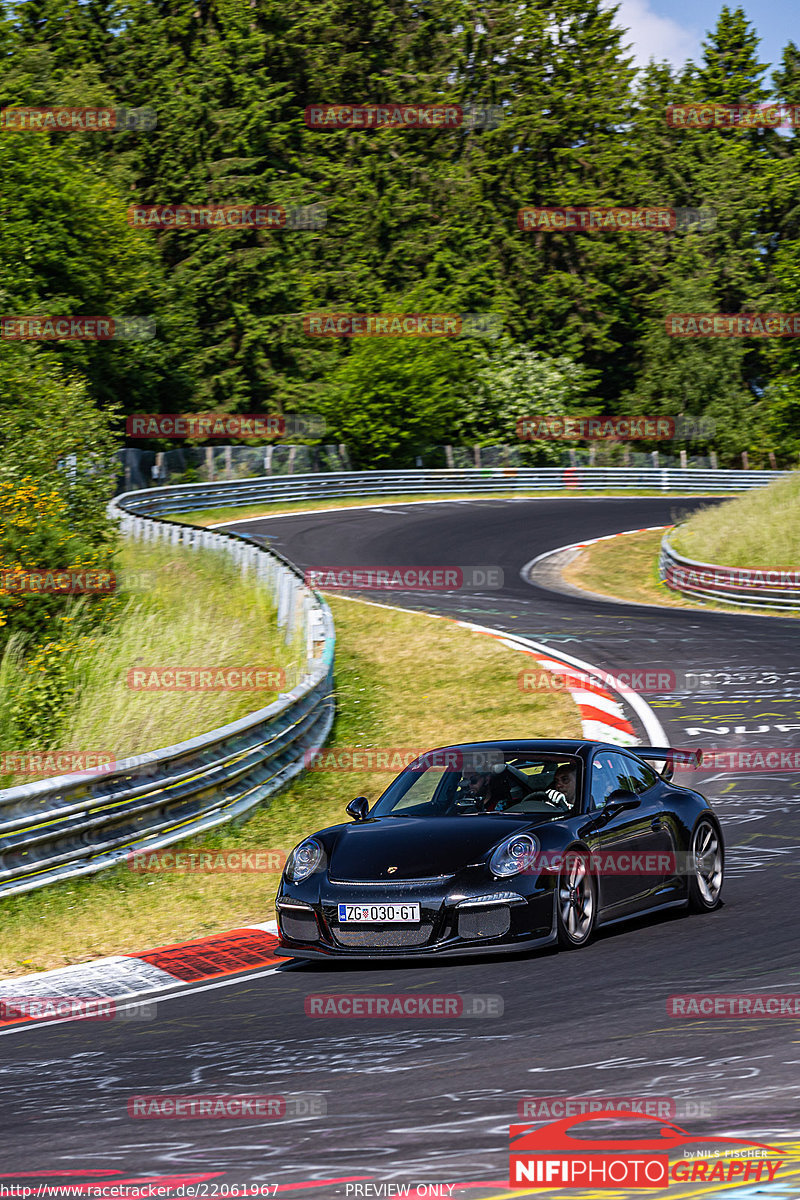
636, 746, 703, 781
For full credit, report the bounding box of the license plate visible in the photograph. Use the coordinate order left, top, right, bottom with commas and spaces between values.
337, 902, 420, 923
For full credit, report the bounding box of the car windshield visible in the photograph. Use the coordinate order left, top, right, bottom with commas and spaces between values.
369, 751, 583, 818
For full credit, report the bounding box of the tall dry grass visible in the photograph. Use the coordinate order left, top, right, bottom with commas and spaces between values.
671, 473, 800, 567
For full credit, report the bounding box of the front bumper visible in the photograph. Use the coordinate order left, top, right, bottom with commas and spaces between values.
275, 879, 555, 960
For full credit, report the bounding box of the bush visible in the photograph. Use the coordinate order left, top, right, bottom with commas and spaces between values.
0, 477, 117, 652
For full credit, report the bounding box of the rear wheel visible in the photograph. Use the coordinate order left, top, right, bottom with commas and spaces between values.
688, 818, 724, 911
556, 849, 596, 948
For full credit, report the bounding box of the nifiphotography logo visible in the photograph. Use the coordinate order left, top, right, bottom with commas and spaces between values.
508, 1110, 784, 1188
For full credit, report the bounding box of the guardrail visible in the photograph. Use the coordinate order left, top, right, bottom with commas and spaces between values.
659, 529, 800, 610
116, 466, 789, 516
0, 496, 335, 898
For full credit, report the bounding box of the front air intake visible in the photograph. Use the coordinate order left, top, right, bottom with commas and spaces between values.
458, 906, 511, 940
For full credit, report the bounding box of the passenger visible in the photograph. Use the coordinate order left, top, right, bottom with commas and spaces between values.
461, 771, 491, 802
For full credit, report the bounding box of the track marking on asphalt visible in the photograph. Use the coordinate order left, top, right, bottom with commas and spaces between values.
0, 963, 287, 1038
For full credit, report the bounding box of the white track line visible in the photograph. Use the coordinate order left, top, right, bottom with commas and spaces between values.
0, 963, 287, 1038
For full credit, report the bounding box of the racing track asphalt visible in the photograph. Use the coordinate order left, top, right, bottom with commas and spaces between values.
3, 497, 799, 1197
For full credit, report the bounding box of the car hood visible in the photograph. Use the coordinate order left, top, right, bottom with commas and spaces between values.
327, 815, 535, 882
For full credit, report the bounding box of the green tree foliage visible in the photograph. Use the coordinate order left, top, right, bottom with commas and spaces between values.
0, 345, 120, 649
1, 0, 799, 465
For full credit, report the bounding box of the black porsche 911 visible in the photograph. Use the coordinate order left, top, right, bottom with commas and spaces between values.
274, 739, 724, 960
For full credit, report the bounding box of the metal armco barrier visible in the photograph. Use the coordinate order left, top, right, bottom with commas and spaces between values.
0, 495, 335, 898
660, 529, 800, 610
115, 466, 788, 516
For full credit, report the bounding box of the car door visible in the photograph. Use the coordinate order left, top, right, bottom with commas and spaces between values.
583, 750, 667, 917
614, 754, 680, 898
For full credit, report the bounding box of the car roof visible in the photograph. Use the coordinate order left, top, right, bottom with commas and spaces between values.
421, 740, 637, 762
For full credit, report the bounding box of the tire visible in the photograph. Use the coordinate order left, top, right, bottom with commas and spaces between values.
556, 848, 597, 948
688, 817, 724, 912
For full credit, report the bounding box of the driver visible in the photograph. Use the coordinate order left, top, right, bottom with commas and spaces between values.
546, 763, 577, 810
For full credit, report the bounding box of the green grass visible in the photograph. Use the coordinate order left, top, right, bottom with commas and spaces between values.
0, 595, 580, 978
563, 529, 706, 608
670, 472, 800, 567
562, 529, 798, 617
0, 541, 302, 787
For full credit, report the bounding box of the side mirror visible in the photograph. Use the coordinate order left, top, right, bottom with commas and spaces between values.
346, 796, 369, 821
606, 789, 641, 813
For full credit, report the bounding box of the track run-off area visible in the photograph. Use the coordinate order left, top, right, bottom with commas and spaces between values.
3, 496, 800, 1199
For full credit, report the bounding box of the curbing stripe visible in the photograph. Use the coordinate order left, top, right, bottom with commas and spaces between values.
0, 928, 284, 1026
496, 639, 638, 744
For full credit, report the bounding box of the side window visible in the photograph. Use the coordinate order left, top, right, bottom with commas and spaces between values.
590, 752, 655, 809
618, 757, 658, 794
590, 755, 623, 809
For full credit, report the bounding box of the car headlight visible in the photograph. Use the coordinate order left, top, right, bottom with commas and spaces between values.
286, 837, 324, 883
489, 833, 539, 878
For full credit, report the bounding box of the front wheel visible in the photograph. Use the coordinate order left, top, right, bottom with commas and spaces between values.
556, 849, 597, 948
688, 817, 724, 912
